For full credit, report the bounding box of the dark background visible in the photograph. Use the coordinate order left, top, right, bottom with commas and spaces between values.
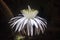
0, 0, 60, 40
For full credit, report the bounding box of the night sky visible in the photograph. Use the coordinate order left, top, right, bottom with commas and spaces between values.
0, 0, 60, 40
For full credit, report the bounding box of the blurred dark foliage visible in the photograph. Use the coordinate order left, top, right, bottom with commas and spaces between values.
0, 0, 60, 40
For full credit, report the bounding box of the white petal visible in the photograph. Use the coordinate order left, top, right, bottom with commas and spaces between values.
11, 17, 26, 28
15, 18, 26, 31
15, 22, 20, 32
34, 18, 44, 33
27, 20, 30, 36
36, 16, 47, 28
31, 26, 33, 36
18, 21, 23, 32
22, 19, 28, 29
30, 19, 33, 36
41, 21, 47, 28
30, 19, 38, 28
10, 16, 22, 21
36, 16, 47, 24
41, 21, 46, 30
9, 18, 19, 23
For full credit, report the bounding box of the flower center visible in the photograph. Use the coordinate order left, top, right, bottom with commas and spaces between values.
21, 5, 38, 19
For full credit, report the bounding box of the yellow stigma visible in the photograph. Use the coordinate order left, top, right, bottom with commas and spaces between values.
21, 5, 38, 19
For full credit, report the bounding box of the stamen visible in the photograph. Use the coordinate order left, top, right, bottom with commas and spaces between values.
28, 5, 31, 11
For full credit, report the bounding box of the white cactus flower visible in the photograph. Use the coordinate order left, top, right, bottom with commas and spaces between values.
9, 5, 47, 36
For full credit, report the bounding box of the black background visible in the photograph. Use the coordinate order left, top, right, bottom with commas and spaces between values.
0, 0, 60, 40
